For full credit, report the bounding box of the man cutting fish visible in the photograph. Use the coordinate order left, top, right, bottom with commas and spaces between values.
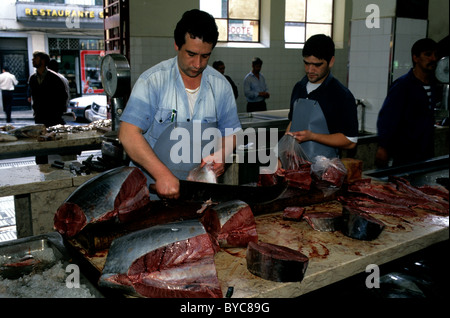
119, 9, 242, 200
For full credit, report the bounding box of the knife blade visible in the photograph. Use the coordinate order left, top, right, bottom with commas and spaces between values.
178, 179, 287, 204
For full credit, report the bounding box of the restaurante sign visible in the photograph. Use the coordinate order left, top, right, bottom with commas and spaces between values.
16, 3, 103, 26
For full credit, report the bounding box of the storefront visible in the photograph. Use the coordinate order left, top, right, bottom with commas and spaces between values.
0, 0, 104, 110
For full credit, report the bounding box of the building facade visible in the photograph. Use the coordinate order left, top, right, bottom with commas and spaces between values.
0, 0, 104, 110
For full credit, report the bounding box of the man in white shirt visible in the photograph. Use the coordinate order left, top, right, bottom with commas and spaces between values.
0, 67, 19, 123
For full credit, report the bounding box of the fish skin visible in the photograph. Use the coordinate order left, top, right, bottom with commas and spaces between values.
99, 219, 223, 298
54, 166, 150, 237
187, 162, 217, 183
0, 132, 18, 142
7, 124, 46, 138
341, 206, 385, 241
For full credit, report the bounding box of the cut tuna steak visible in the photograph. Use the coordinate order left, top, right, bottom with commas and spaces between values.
201, 200, 258, 248
54, 166, 150, 237
99, 219, 223, 298
282, 206, 305, 221
246, 241, 309, 282
341, 206, 385, 241
303, 212, 342, 231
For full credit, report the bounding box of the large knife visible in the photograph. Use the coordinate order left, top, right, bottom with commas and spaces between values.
177, 179, 287, 204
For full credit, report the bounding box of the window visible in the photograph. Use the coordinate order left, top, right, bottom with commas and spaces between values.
285, 0, 334, 48
200, 0, 260, 43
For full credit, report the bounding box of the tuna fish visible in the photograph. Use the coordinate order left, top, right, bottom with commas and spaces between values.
201, 200, 258, 248
7, 124, 46, 138
303, 212, 342, 232
98, 219, 223, 298
282, 206, 305, 221
0, 132, 18, 142
341, 206, 385, 241
246, 241, 309, 282
54, 166, 150, 237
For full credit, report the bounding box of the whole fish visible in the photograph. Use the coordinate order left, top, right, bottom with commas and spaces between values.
7, 124, 46, 138
98, 219, 223, 298
54, 166, 150, 237
0, 132, 18, 142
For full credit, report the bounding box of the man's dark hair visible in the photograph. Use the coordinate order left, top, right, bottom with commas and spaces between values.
174, 9, 219, 49
302, 34, 335, 64
252, 57, 263, 66
411, 38, 437, 64
212, 60, 224, 70
2, 66, 10, 72
48, 59, 59, 72
33, 51, 50, 66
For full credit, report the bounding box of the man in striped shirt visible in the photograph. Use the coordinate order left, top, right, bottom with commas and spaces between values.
376, 38, 439, 168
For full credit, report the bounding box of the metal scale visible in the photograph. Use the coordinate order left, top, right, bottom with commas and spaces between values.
97, 54, 131, 168
435, 56, 449, 125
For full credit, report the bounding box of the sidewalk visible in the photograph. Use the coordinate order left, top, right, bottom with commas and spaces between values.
0, 109, 34, 123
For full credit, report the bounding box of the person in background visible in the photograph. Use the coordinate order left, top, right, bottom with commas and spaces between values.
118, 9, 242, 200
212, 60, 238, 99
375, 38, 438, 168
285, 34, 358, 160
28, 51, 68, 164
0, 67, 19, 123
48, 59, 70, 111
243, 57, 270, 112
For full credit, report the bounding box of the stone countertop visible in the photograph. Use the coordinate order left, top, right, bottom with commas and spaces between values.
69, 201, 448, 298
0, 163, 99, 197
0, 130, 105, 160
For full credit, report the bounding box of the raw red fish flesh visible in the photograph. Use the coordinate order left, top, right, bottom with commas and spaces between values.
282, 206, 305, 221
338, 196, 417, 218
303, 212, 342, 231
201, 200, 258, 248
99, 219, 222, 298
54, 166, 150, 237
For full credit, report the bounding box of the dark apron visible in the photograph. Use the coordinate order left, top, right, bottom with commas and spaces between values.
290, 98, 338, 160
148, 120, 219, 199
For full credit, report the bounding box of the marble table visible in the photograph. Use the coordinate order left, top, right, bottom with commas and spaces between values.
69, 201, 448, 298
0, 164, 99, 238
0, 130, 104, 160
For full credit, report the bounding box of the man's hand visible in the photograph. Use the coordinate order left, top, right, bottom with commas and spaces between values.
375, 146, 390, 168
286, 130, 314, 143
201, 153, 225, 176
154, 173, 180, 199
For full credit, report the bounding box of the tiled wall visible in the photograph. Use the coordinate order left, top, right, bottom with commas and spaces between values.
348, 17, 428, 133
348, 17, 393, 133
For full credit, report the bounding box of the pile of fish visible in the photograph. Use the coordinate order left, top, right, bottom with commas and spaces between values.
341, 176, 449, 216
279, 175, 448, 241
53, 166, 312, 297
0, 124, 46, 142
97, 198, 263, 297
54, 162, 449, 297
46, 119, 111, 133
0, 120, 112, 143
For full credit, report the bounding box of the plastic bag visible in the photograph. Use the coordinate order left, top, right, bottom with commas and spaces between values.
187, 162, 217, 183
277, 134, 311, 170
311, 156, 347, 196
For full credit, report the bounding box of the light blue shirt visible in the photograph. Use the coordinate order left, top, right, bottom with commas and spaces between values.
120, 57, 242, 148
243, 71, 268, 103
